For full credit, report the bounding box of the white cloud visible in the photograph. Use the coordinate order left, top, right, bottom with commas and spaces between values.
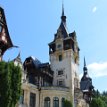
80, 62, 107, 78
92, 6, 97, 13
88, 62, 107, 78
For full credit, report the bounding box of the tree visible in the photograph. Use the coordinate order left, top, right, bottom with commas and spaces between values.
64, 100, 73, 107
90, 97, 106, 107
90, 90, 107, 107
0, 61, 22, 107
100, 96, 107, 105
102, 91, 107, 96
101, 91, 107, 105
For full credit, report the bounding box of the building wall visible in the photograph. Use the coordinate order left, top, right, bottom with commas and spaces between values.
50, 49, 75, 87
20, 83, 72, 107
19, 83, 89, 107
50, 48, 80, 106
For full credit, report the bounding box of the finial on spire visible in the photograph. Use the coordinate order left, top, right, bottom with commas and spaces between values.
61, 0, 66, 23
62, 0, 64, 16
83, 57, 87, 72
84, 57, 86, 67
17, 51, 21, 59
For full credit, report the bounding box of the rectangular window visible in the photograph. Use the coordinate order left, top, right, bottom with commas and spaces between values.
58, 81, 63, 86
30, 93, 36, 107
59, 55, 62, 61
58, 70, 63, 75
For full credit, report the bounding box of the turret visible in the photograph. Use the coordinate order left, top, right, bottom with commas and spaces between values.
80, 57, 94, 103
48, 3, 80, 89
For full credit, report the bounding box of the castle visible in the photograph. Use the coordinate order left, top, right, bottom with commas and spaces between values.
0, 6, 94, 107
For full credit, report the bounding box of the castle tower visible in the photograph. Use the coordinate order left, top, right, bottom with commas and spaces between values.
80, 57, 94, 103
48, 5, 80, 92
0, 7, 13, 61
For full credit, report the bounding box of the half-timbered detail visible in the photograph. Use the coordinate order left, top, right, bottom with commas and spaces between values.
0, 7, 13, 61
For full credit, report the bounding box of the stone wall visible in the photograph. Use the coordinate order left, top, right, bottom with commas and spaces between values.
21, 83, 72, 107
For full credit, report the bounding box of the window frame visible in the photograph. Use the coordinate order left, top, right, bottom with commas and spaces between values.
58, 70, 63, 75
59, 55, 62, 61
29, 92, 36, 107
53, 97, 59, 107
61, 98, 65, 107
44, 97, 50, 107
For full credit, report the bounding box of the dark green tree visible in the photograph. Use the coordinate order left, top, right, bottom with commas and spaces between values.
90, 90, 107, 107
0, 61, 22, 107
90, 97, 106, 107
64, 100, 73, 107
101, 91, 107, 105
102, 91, 107, 96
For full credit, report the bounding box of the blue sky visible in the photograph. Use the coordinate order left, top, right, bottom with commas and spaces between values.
1, 0, 107, 92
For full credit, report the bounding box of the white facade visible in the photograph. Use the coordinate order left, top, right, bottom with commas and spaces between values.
50, 48, 79, 88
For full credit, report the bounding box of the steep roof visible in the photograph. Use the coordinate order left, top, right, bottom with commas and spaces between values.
81, 57, 91, 81
30, 56, 41, 68
0, 7, 13, 55
80, 58, 94, 91
54, 4, 69, 39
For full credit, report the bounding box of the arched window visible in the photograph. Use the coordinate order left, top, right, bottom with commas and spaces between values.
61, 98, 65, 107
53, 97, 59, 107
44, 97, 50, 107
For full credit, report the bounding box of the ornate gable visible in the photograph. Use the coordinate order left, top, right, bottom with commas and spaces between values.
0, 7, 13, 57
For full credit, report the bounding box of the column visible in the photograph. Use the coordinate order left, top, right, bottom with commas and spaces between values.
59, 96, 62, 107
50, 96, 53, 107
36, 91, 39, 107
24, 90, 30, 107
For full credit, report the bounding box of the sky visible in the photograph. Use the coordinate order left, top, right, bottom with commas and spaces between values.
1, 0, 107, 92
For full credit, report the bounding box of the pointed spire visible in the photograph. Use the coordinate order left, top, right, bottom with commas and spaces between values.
61, 0, 66, 24
17, 51, 21, 59
83, 57, 88, 72
62, 0, 64, 16
14, 51, 22, 64
84, 57, 86, 67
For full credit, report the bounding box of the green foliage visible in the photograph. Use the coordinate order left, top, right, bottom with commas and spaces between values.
64, 100, 73, 107
93, 89, 100, 98
90, 97, 106, 107
0, 61, 22, 107
90, 90, 107, 107
102, 91, 107, 96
